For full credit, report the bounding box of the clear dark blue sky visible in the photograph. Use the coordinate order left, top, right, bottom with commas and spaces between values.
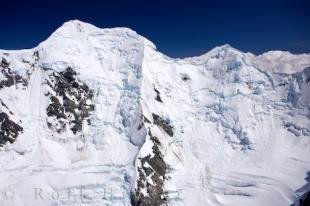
1, 0, 309, 57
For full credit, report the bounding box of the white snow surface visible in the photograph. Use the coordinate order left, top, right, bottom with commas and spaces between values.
0, 20, 309, 206
251, 51, 310, 74
184, 45, 310, 74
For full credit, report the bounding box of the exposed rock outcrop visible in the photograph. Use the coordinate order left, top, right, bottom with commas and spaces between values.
46, 67, 95, 134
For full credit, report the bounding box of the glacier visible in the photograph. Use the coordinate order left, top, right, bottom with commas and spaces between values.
0, 20, 309, 206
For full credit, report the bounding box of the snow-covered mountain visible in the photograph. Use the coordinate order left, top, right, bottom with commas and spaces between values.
0, 20, 309, 206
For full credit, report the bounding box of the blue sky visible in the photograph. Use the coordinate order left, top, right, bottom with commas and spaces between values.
1, 0, 309, 57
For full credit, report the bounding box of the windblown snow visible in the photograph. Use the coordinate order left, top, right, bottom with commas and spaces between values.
0, 20, 309, 206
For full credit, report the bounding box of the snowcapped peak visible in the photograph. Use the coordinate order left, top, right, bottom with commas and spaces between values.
206, 44, 244, 57
212, 43, 234, 51
63, 19, 92, 27
52, 19, 137, 37
60, 19, 94, 31
34, 20, 153, 73
182, 43, 310, 74
40, 20, 142, 46
0, 20, 310, 206
42, 20, 94, 41
182, 44, 245, 65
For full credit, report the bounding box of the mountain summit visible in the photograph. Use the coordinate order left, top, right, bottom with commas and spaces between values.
0, 20, 309, 206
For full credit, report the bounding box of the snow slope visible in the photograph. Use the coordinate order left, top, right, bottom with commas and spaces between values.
0, 20, 309, 206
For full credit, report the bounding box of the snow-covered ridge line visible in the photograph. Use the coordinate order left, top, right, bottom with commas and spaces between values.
183, 44, 310, 74
1, 20, 310, 74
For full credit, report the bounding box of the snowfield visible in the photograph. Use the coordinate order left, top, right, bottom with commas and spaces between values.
0, 20, 309, 206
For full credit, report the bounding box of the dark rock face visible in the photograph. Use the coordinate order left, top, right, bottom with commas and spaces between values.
0, 58, 28, 89
144, 116, 151, 124
0, 99, 13, 115
0, 112, 23, 146
0, 55, 33, 147
292, 172, 310, 206
154, 87, 163, 103
152, 113, 174, 137
131, 130, 167, 206
131, 113, 173, 205
46, 67, 94, 134
298, 192, 310, 206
